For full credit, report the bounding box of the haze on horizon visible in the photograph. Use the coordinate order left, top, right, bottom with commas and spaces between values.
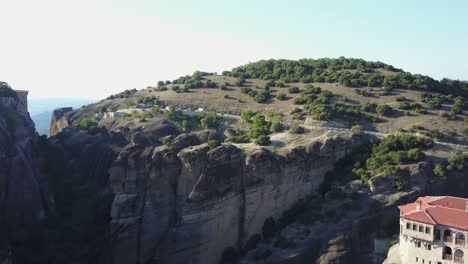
1, 0, 467, 100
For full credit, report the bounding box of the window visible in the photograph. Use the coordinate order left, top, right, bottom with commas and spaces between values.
407, 223, 411, 229
427, 244, 431, 250
413, 224, 417, 230
435, 228, 441, 240
416, 257, 419, 262
417, 241, 421, 248
419, 225, 424, 232
422, 259, 425, 263
425, 227, 431, 234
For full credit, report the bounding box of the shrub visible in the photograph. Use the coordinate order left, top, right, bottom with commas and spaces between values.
171, 86, 180, 93
351, 125, 364, 136
227, 133, 251, 143
289, 123, 304, 134
447, 154, 468, 171
199, 112, 224, 129
433, 165, 447, 179
240, 110, 255, 123
276, 93, 286, 100
253, 91, 270, 103
288, 87, 300, 94
207, 140, 221, 150
255, 135, 271, 146
236, 78, 245, 86
361, 102, 377, 113
376, 104, 393, 116
270, 116, 283, 132
74, 118, 98, 131
396, 96, 407, 102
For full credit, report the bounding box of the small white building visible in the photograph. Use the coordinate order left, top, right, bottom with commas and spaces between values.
399, 196, 468, 264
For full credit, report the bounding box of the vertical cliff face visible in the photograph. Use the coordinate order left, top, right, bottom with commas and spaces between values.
0, 98, 53, 263
108, 133, 360, 264
49, 107, 73, 137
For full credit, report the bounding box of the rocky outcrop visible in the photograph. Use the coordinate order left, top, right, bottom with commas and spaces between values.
49, 107, 73, 136
108, 134, 360, 264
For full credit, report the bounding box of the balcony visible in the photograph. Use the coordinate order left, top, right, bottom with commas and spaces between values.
443, 254, 452, 260
444, 236, 453, 243
456, 238, 465, 245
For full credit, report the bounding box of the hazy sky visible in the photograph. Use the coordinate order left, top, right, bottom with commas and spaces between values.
1, 0, 467, 99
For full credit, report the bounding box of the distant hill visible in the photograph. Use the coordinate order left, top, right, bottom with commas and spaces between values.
29, 98, 96, 135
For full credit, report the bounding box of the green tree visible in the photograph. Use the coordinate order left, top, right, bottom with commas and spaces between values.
249, 114, 271, 139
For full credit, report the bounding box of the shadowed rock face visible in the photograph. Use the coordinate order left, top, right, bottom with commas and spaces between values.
0, 98, 53, 264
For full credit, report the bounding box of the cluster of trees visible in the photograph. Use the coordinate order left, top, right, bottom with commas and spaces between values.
353, 134, 432, 183
240, 87, 271, 103
107, 88, 137, 99
293, 85, 364, 120
172, 71, 217, 89
72, 117, 98, 132
228, 111, 272, 145
224, 58, 468, 97
434, 154, 468, 179
0, 82, 16, 98
164, 109, 225, 132
227, 57, 400, 82
138, 95, 159, 105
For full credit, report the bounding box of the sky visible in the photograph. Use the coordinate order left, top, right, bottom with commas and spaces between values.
0, 0, 467, 99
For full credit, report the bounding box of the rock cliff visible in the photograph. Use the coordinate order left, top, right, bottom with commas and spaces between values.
107, 130, 360, 264
0, 97, 52, 264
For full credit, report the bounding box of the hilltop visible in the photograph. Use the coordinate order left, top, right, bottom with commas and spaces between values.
68, 57, 467, 145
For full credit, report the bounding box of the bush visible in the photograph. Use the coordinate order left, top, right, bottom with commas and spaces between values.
270, 116, 283, 132
376, 104, 393, 116
433, 165, 447, 179
276, 93, 286, 100
253, 91, 270, 103
255, 135, 271, 146
199, 112, 224, 129
288, 87, 300, 94
207, 140, 221, 150
396, 96, 407, 102
447, 154, 468, 171
74, 118, 98, 131
289, 123, 304, 134
351, 125, 364, 136
240, 110, 255, 123
236, 78, 245, 87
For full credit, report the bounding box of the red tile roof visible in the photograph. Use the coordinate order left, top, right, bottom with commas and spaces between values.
399, 196, 468, 230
